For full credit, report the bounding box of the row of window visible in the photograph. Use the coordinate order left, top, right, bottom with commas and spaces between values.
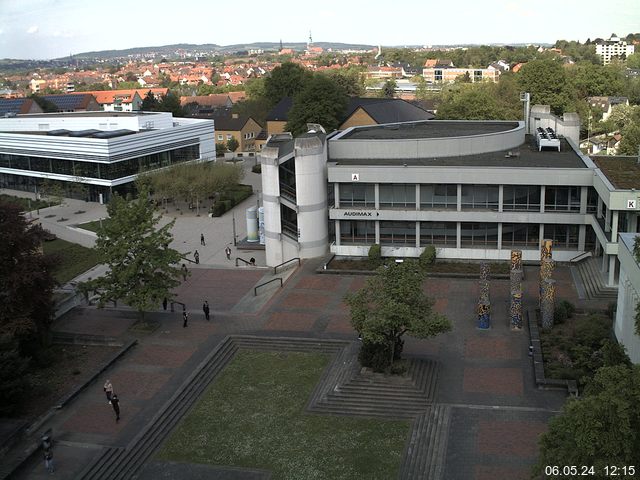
0, 145, 200, 181
338, 184, 597, 213
339, 220, 589, 249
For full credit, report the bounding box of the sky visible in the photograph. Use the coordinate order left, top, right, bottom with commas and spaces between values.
0, 0, 639, 60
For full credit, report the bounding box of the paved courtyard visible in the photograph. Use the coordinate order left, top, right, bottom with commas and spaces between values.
8, 255, 603, 480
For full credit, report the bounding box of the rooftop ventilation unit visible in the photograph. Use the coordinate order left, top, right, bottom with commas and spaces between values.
535, 127, 561, 151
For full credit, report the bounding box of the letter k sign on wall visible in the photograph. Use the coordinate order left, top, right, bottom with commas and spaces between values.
628, 199, 637, 209
351, 173, 360, 181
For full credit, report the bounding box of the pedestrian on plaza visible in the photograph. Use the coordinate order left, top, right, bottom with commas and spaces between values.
202, 301, 210, 321
103, 380, 113, 403
162, 297, 168, 311
194, 250, 200, 264
183, 310, 189, 328
225, 245, 231, 260
111, 394, 120, 422
43, 448, 54, 474
181, 263, 188, 281
200, 233, 205, 246
249, 257, 256, 266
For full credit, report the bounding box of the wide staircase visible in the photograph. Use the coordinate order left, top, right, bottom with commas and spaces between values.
574, 257, 618, 300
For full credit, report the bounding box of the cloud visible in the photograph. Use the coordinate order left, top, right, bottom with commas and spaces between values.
52, 30, 73, 38
27, 25, 39, 34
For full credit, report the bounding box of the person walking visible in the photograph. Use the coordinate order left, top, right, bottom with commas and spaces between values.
162, 297, 168, 311
249, 257, 256, 266
183, 310, 189, 328
225, 245, 231, 260
103, 380, 113, 403
194, 250, 200, 264
43, 448, 54, 474
181, 263, 188, 281
111, 394, 120, 422
200, 233, 205, 246
202, 301, 210, 321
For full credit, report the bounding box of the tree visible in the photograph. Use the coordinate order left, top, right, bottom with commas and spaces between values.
226, 136, 239, 153
158, 91, 183, 116
0, 202, 56, 351
535, 364, 640, 478
29, 94, 58, 113
437, 83, 520, 120
627, 52, 640, 70
141, 91, 160, 111
215, 142, 227, 157
0, 336, 30, 415
345, 262, 452, 370
618, 124, 640, 155
381, 78, 397, 98
284, 74, 348, 136
88, 187, 183, 320
263, 62, 312, 106
517, 59, 575, 115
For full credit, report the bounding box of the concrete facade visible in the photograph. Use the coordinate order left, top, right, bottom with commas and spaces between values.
615, 233, 640, 363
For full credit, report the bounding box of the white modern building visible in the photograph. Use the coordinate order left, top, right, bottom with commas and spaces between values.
596, 34, 635, 65
259, 107, 640, 289
615, 233, 640, 363
0, 111, 215, 202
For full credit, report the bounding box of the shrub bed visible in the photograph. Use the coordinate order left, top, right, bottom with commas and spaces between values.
210, 184, 253, 217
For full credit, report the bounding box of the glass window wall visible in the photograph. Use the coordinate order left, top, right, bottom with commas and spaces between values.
339, 183, 375, 207
545, 186, 580, 212
544, 224, 579, 248
379, 184, 416, 208
461, 222, 499, 247
340, 220, 376, 244
501, 223, 540, 247
461, 185, 499, 210
503, 185, 541, 211
420, 222, 457, 246
420, 184, 457, 209
380, 221, 416, 245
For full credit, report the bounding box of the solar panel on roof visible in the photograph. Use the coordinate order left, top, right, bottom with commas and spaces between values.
92, 129, 135, 139
47, 129, 71, 136
68, 129, 101, 137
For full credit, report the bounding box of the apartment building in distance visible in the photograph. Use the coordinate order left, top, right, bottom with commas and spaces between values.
596, 34, 635, 65
422, 62, 500, 84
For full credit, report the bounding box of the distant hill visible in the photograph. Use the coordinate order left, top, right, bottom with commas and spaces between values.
61, 42, 377, 60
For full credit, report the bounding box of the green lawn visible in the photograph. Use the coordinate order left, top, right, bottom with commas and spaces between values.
76, 219, 109, 233
0, 194, 56, 211
157, 350, 410, 480
42, 238, 101, 284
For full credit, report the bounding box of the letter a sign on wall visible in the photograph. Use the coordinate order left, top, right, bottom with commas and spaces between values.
351, 173, 360, 181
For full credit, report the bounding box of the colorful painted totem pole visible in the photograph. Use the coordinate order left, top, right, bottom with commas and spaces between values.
541, 278, 556, 330
510, 250, 523, 330
477, 262, 491, 329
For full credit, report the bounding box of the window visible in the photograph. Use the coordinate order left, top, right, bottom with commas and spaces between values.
226, 134, 232, 140
435, 69, 443, 81
340, 220, 376, 244
420, 184, 457, 209
420, 222, 457, 246
587, 187, 598, 214
461, 185, 499, 210
544, 224, 579, 248
461, 223, 499, 247
380, 221, 416, 245
503, 185, 541, 211
502, 223, 540, 247
339, 183, 375, 207
544, 186, 580, 212
379, 184, 415, 208
217, 134, 223, 141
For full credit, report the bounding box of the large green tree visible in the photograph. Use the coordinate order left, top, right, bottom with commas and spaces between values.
285, 74, 348, 135
535, 364, 640, 479
437, 83, 520, 120
345, 261, 451, 370
263, 62, 312, 106
0, 202, 56, 350
89, 188, 183, 319
518, 59, 575, 115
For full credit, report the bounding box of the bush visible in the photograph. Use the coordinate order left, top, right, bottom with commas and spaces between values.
252, 163, 262, 174
211, 201, 227, 217
559, 300, 576, 317
554, 303, 569, 324
419, 245, 436, 269
368, 244, 382, 269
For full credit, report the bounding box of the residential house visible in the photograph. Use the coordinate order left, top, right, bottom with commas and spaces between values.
422, 63, 500, 83
366, 65, 403, 79
181, 94, 233, 116
72, 90, 144, 112
580, 133, 622, 155
588, 96, 629, 121
41, 94, 101, 112
0, 98, 44, 116
211, 112, 263, 152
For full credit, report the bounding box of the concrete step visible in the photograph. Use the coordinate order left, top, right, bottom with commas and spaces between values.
307, 404, 422, 419
577, 258, 617, 300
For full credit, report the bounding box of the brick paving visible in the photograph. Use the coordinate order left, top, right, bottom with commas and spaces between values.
10, 261, 597, 480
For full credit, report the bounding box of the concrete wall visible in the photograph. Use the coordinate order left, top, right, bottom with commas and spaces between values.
615, 233, 640, 363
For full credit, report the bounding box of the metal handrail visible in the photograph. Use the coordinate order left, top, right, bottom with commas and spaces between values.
569, 251, 592, 263
254, 277, 283, 296
235, 257, 252, 267
273, 257, 301, 274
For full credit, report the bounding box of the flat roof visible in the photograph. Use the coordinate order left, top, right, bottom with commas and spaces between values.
12, 111, 158, 118
592, 156, 640, 189
338, 120, 520, 140
330, 136, 586, 169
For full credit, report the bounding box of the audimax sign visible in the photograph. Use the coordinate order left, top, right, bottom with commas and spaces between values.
343, 211, 380, 217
